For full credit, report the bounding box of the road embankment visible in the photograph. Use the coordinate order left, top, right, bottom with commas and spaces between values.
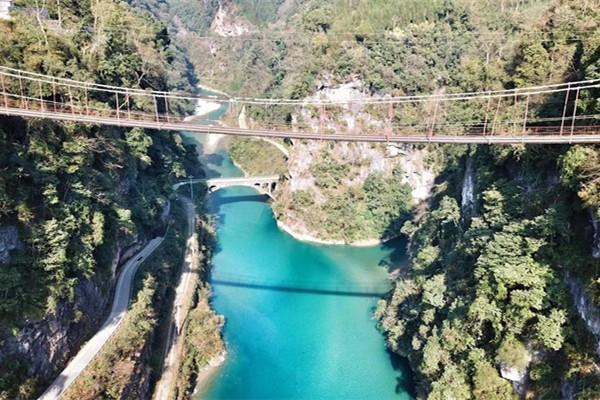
154, 196, 226, 400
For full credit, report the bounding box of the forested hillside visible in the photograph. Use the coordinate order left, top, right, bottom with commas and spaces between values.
144, 0, 600, 398
169, 0, 600, 244
375, 2, 600, 399
0, 1, 202, 397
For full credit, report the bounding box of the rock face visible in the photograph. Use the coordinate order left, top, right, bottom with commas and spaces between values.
398, 148, 435, 202
0, 225, 21, 264
281, 80, 435, 205
590, 209, 600, 258
211, 2, 256, 37
0, 278, 110, 379
500, 364, 528, 382
285, 140, 433, 204
236, 79, 435, 243
500, 365, 528, 398
566, 273, 600, 358
0, 0, 11, 20
0, 238, 145, 389
500, 354, 531, 399
461, 157, 476, 219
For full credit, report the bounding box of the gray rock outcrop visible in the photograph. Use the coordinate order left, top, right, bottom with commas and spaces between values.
0, 225, 21, 264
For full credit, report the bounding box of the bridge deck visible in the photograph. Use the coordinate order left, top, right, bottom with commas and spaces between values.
207, 176, 280, 185
2, 104, 600, 144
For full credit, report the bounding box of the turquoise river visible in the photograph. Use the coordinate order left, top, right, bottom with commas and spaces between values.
182, 100, 413, 399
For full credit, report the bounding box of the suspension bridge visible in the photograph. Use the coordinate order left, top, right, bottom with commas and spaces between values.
0, 66, 599, 144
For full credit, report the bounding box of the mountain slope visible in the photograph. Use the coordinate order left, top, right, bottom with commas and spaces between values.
0, 1, 203, 397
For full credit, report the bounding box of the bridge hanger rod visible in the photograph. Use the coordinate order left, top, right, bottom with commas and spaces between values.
3, 88, 600, 132
4, 84, 600, 125
0, 66, 597, 104
2, 66, 600, 106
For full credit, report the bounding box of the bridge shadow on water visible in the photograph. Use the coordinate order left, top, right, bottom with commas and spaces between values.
212, 193, 270, 206
210, 278, 389, 298
208, 193, 271, 230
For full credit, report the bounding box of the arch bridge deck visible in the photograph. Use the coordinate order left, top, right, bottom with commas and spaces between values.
207, 176, 279, 196
174, 176, 280, 197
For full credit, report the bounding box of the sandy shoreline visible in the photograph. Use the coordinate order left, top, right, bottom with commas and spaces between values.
197, 83, 231, 99
275, 219, 393, 247
183, 98, 222, 123
195, 98, 222, 117
192, 350, 228, 397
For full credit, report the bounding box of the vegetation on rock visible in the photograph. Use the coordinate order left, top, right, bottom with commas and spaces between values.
229, 137, 288, 176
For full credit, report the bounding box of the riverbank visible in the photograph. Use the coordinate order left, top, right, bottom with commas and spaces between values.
157, 191, 225, 400
152, 198, 201, 400
228, 140, 396, 247
226, 134, 417, 246
226, 139, 397, 247
191, 350, 227, 397
275, 219, 396, 247
197, 83, 231, 99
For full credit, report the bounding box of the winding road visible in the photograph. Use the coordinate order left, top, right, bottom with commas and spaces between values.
38, 236, 165, 400
38, 183, 200, 399
153, 197, 199, 400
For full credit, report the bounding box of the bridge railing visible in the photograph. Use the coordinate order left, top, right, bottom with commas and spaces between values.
234, 82, 600, 140
0, 66, 197, 127
1, 65, 600, 142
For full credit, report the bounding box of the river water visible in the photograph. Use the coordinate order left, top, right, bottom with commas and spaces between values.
182, 96, 413, 399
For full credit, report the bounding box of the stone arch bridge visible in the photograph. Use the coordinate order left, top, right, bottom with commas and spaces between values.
175, 176, 280, 198
206, 176, 279, 197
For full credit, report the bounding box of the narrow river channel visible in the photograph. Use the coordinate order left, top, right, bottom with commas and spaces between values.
182, 94, 413, 399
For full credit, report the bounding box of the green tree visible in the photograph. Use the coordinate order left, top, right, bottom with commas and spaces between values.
422, 274, 446, 309
534, 309, 566, 351
496, 337, 530, 371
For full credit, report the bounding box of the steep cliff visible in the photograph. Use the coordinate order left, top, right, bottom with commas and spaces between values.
0, 1, 201, 397
230, 79, 434, 243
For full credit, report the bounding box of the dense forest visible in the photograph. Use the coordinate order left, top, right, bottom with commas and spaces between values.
0, 0, 205, 397
144, 0, 600, 398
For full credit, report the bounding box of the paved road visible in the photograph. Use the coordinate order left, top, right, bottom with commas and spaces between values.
153, 197, 199, 400
38, 236, 165, 400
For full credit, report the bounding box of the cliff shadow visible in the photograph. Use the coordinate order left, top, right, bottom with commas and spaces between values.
378, 235, 409, 274
388, 350, 416, 397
